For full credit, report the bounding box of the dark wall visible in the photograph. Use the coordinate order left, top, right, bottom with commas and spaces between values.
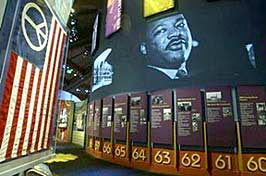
90, 0, 266, 100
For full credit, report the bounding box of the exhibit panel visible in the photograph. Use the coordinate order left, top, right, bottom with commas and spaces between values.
237, 86, 266, 149
113, 94, 128, 142
102, 96, 113, 140
72, 101, 87, 147
93, 100, 102, 138
175, 88, 208, 175
56, 100, 74, 143
113, 94, 130, 164
176, 88, 203, 147
87, 101, 94, 149
101, 96, 113, 159
130, 92, 147, 144
205, 87, 236, 148
151, 89, 173, 146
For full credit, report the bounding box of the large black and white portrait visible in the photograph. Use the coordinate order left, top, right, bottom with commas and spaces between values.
140, 12, 195, 79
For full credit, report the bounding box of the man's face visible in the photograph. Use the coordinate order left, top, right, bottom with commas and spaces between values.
147, 14, 192, 68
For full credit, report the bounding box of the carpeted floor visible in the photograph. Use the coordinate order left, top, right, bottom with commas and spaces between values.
47, 143, 164, 176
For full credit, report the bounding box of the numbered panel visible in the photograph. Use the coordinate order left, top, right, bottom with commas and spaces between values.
88, 137, 94, 149
114, 144, 128, 159
152, 148, 175, 166
179, 150, 207, 174
102, 96, 113, 139
130, 93, 147, 143
102, 142, 113, 157
131, 146, 149, 163
243, 153, 266, 175
205, 87, 236, 147
114, 94, 128, 141
238, 86, 266, 148
88, 101, 94, 137
94, 140, 101, 151
93, 100, 101, 138
210, 152, 239, 176
176, 88, 203, 146
151, 90, 173, 145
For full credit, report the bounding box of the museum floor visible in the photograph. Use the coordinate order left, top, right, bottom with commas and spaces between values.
47, 143, 163, 176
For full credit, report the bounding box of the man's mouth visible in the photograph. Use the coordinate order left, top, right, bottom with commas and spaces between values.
166, 39, 187, 51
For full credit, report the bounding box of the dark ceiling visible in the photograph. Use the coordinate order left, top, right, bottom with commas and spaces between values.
63, 0, 100, 100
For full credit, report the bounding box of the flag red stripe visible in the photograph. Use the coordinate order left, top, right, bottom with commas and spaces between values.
27, 71, 42, 153
47, 35, 66, 148
6, 59, 27, 159
0, 53, 18, 148
34, 22, 58, 151
17, 66, 35, 156
41, 29, 62, 148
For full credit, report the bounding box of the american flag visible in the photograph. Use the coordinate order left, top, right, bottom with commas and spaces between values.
0, 1, 66, 162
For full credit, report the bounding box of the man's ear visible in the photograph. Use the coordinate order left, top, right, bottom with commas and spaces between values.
140, 42, 148, 55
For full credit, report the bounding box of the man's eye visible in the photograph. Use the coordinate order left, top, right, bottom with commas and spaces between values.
153, 28, 166, 36
177, 22, 185, 28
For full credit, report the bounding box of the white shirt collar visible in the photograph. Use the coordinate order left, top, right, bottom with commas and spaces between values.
147, 63, 188, 79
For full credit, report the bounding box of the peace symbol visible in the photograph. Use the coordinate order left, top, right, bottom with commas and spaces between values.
21, 2, 48, 51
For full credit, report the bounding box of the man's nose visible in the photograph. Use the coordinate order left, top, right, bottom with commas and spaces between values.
167, 28, 179, 39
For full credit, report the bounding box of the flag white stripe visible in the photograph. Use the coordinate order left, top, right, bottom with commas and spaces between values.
44, 29, 64, 148
0, 57, 23, 162
30, 18, 56, 152
22, 68, 40, 155
38, 20, 60, 150
11, 62, 32, 158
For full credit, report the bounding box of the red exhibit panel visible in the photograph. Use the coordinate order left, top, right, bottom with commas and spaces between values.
210, 152, 239, 176
179, 150, 208, 176
242, 153, 266, 176
113, 143, 130, 166
237, 86, 266, 149
102, 96, 113, 140
151, 148, 176, 174
87, 101, 94, 137
176, 88, 204, 146
93, 100, 101, 138
131, 146, 150, 169
114, 94, 128, 142
205, 87, 236, 147
151, 89, 173, 145
102, 141, 113, 160
130, 92, 147, 144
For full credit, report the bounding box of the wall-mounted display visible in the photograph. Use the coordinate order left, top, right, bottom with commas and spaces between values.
102, 96, 113, 139
91, 13, 99, 55
205, 87, 236, 147
114, 94, 128, 141
130, 93, 147, 143
93, 100, 101, 137
144, 0, 175, 17
238, 86, 266, 148
176, 88, 203, 146
88, 101, 94, 136
105, 0, 122, 37
151, 89, 173, 145
74, 101, 87, 131
56, 100, 74, 143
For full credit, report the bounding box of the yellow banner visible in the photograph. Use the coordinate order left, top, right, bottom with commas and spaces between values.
144, 0, 175, 17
